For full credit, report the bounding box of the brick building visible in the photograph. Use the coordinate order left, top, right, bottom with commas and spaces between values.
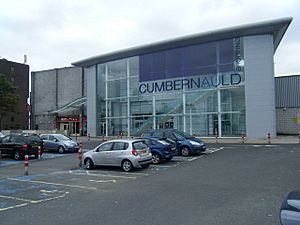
0, 58, 29, 130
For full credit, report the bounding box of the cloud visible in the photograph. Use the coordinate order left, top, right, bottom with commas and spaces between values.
0, 0, 299, 74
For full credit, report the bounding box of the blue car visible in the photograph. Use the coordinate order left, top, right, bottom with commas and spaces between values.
142, 129, 206, 156
40, 134, 79, 154
139, 137, 177, 164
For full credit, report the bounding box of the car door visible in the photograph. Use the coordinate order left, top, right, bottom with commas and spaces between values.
48, 135, 59, 150
109, 142, 128, 166
41, 135, 51, 150
93, 142, 114, 166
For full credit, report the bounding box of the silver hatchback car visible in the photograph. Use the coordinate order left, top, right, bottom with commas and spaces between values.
83, 139, 152, 172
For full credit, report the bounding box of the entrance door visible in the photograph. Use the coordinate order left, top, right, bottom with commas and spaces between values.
60, 123, 69, 131
69, 122, 79, 135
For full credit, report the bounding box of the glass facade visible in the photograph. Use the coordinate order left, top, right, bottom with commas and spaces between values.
96, 38, 245, 137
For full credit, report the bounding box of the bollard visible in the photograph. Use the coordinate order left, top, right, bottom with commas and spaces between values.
24, 155, 29, 175
215, 134, 218, 143
120, 132, 123, 139
88, 133, 90, 141
241, 133, 245, 144
267, 132, 271, 144
78, 142, 83, 168
75, 133, 78, 140
38, 146, 42, 159
102, 135, 105, 142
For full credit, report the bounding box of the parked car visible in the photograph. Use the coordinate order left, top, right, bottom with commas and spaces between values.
40, 134, 79, 154
83, 139, 152, 172
280, 190, 300, 225
0, 132, 4, 139
0, 133, 44, 160
142, 129, 206, 156
138, 137, 177, 164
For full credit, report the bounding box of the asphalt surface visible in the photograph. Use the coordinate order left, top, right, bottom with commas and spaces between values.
0, 143, 300, 225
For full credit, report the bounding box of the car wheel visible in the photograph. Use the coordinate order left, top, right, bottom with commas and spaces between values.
14, 150, 21, 160
85, 158, 94, 170
122, 160, 133, 172
58, 146, 65, 154
152, 153, 161, 164
181, 146, 190, 156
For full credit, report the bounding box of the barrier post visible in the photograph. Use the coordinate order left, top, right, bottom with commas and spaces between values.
88, 133, 90, 141
215, 134, 218, 143
102, 135, 105, 142
78, 142, 83, 168
268, 133, 271, 144
120, 132, 123, 139
241, 133, 245, 144
38, 146, 42, 159
24, 155, 29, 175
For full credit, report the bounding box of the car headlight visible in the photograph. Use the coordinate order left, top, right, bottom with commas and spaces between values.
66, 143, 74, 147
190, 141, 201, 146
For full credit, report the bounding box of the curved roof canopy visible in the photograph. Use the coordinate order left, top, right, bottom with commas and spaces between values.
72, 17, 292, 68
48, 96, 87, 114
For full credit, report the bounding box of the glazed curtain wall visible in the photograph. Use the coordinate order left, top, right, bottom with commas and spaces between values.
96, 38, 245, 137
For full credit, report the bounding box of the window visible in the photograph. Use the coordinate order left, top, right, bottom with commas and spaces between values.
152, 131, 164, 138
98, 142, 113, 151
143, 139, 153, 146
49, 135, 57, 142
165, 132, 176, 140
132, 141, 147, 150
41, 135, 48, 140
112, 142, 128, 150
1, 136, 10, 143
26, 136, 42, 143
10, 136, 22, 142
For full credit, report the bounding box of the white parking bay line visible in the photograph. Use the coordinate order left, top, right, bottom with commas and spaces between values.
89, 179, 116, 183
151, 163, 180, 168
69, 170, 137, 180
0, 194, 66, 212
0, 203, 28, 212
7, 178, 97, 190
205, 147, 224, 154
188, 156, 203, 161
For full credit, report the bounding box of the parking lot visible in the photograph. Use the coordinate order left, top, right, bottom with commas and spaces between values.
0, 144, 300, 225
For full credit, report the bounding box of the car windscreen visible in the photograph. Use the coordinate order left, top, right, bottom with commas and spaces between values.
55, 134, 71, 141
132, 141, 148, 150
173, 130, 193, 139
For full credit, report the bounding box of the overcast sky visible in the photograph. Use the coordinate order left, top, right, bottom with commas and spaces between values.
0, 0, 299, 76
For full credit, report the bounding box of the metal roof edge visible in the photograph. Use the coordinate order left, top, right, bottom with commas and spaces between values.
72, 17, 293, 68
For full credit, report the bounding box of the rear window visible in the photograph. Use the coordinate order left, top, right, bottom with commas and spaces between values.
133, 141, 148, 150
25, 135, 43, 143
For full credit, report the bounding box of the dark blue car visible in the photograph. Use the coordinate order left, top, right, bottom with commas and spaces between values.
142, 129, 206, 156
139, 137, 177, 164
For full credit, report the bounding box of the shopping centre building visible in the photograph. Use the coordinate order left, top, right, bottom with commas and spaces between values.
31, 18, 292, 138
68, 18, 292, 138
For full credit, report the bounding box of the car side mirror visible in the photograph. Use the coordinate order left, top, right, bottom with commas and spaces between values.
280, 190, 300, 225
